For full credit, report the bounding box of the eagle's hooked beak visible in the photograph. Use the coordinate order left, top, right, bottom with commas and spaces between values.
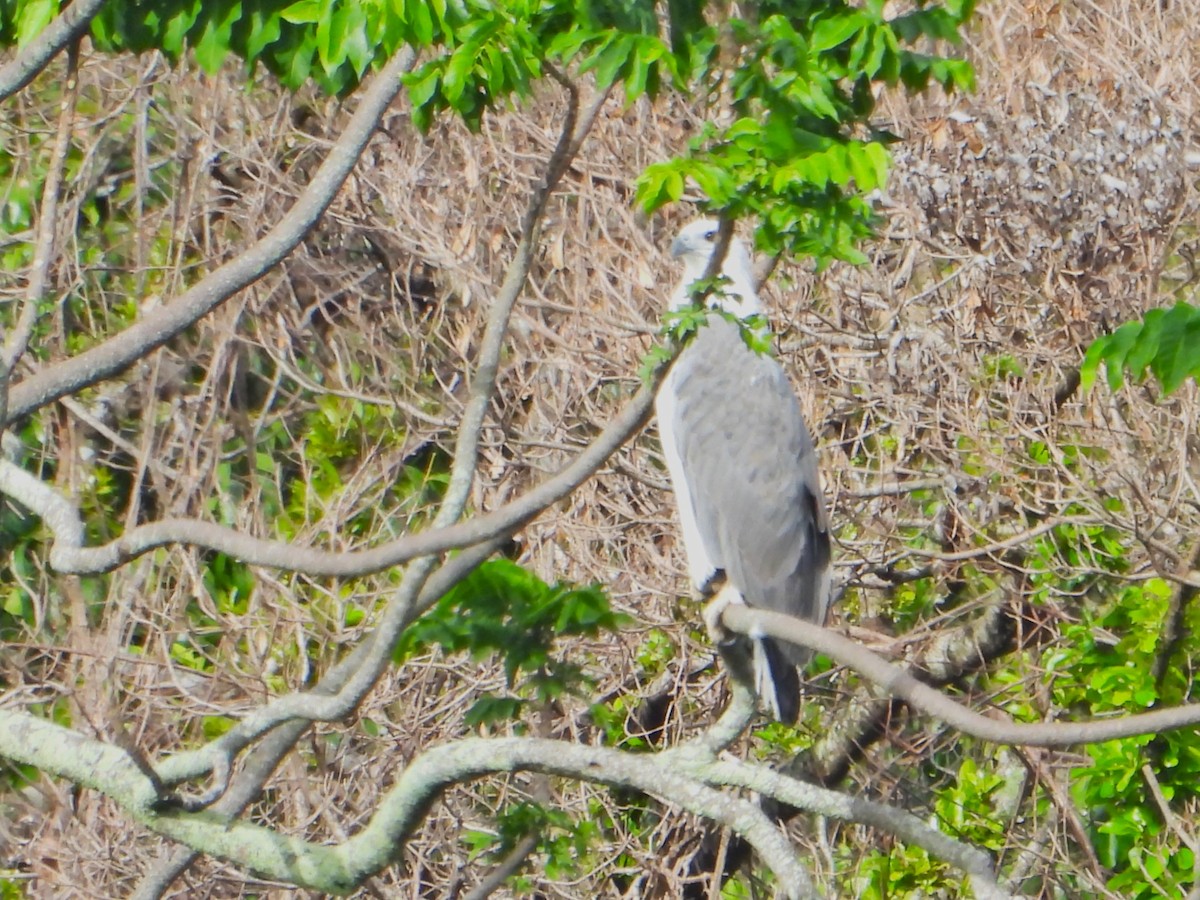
670, 235, 689, 258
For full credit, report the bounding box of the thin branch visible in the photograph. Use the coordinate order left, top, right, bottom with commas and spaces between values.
0, 37, 79, 425
5, 46, 417, 422
686, 637, 759, 755
0, 81, 647, 579
0, 380, 657, 575
721, 605, 1200, 747
461, 834, 539, 900
845, 476, 945, 499
155, 537, 504, 790
0, 0, 106, 103
432, 68, 584, 532
892, 516, 1102, 564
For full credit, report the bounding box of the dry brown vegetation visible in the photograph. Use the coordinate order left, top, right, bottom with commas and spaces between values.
2, 0, 1200, 897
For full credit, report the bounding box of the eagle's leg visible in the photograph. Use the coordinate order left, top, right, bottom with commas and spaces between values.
701, 575, 790, 720
700, 575, 745, 648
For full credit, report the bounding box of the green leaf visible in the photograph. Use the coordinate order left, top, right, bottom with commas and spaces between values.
408, 0, 434, 46
811, 11, 867, 52
194, 0, 242, 73
241, 0, 281, 61
1081, 303, 1200, 395
405, 66, 440, 108
590, 36, 630, 91
1082, 321, 1142, 392
863, 141, 890, 189
465, 695, 524, 727
441, 42, 476, 103
1151, 302, 1200, 394
15, 0, 56, 49
280, 0, 325, 25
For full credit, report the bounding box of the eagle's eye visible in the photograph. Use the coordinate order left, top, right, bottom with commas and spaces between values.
704, 228, 717, 240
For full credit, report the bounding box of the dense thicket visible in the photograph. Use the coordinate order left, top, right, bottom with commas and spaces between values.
0, 1, 1198, 897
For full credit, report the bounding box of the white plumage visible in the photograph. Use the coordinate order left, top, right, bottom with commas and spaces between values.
655, 218, 832, 722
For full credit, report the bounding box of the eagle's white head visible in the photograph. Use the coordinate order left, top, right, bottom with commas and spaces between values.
668, 218, 761, 317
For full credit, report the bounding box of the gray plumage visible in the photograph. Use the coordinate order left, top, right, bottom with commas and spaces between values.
656, 219, 832, 723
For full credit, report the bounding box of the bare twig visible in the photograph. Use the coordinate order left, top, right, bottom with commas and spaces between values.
461, 834, 539, 900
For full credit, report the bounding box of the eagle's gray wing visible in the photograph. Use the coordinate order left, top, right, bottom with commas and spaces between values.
665, 315, 832, 670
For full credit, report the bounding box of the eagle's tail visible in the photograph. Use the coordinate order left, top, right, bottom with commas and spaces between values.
753, 637, 801, 724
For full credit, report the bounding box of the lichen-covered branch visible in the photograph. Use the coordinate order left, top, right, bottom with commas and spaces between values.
0, 712, 814, 898
721, 605, 1200, 745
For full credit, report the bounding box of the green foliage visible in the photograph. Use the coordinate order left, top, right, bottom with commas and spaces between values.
1035, 573, 1200, 898
275, 396, 448, 540
980, 353, 1024, 384
586, 629, 678, 750
1081, 301, 1200, 395
463, 801, 599, 884
931, 756, 1008, 850
0, 499, 42, 635
397, 560, 627, 728
639, 301, 773, 383
636, 0, 975, 264
4, 1, 974, 267
202, 553, 256, 617
845, 843, 951, 898
0, 871, 28, 899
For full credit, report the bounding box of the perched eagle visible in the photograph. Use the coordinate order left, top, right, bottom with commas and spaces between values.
655, 218, 832, 723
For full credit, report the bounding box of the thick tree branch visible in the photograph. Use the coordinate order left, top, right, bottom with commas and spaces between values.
129, 719, 311, 900
0, 0, 106, 103
721, 605, 1200, 746
0, 715, 815, 899
5, 46, 416, 423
